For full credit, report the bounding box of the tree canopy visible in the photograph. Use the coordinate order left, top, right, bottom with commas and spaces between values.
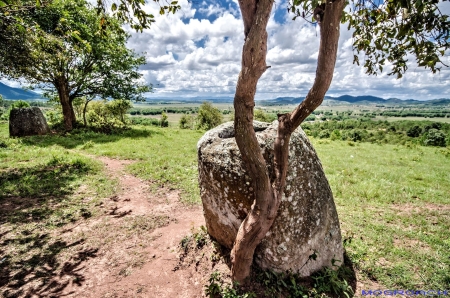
0, 0, 150, 130
289, 0, 450, 78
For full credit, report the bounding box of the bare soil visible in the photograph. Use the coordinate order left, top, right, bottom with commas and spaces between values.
56, 157, 212, 298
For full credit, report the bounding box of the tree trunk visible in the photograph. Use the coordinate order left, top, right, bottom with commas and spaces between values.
231, 0, 276, 283
231, 0, 346, 283
69, 99, 76, 128
55, 76, 74, 131
83, 99, 90, 127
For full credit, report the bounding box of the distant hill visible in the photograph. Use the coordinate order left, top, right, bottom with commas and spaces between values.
0, 82, 41, 100
256, 95, 450, 106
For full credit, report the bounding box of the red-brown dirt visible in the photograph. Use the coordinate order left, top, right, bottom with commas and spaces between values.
58, 157, 210, 298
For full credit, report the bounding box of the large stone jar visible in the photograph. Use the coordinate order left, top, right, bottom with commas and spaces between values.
9, 107, 50, 137
197, 121, 343, 276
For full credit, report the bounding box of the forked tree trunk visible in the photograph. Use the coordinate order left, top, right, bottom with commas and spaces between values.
55, 76, 75, 131
231, 0, 346, 283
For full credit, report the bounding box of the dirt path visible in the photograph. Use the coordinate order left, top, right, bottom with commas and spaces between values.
61, 157, 207, 298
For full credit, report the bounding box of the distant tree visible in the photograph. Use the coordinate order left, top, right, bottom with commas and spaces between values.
196, 102, 223, 130
423, 129, 447, 147
160, 111, 169, 127
407, 125, 422, 138
179, 114, 195, 129
108, 99, 132, 124
0, 0, 150, 131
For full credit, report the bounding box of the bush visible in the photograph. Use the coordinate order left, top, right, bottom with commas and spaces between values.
254, 109, 276, 123
107, 99, 132, 124
196, 102, 223, 130
45, 110, 63, 126
423, 129, 447, 147
130, 117, 161, 126
330, 129, 341, 141
318, 129, 331, 139
407, 125, 422, 137
305, 114, 316, 121
86, 100, 127, 132
0, 100, 31, 120
179, 114, 195, 129
11, 100, 31, 109
344, 129, 364, 142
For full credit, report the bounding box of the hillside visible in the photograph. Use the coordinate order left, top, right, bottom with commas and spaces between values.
256, 95, 450, 106
0, 82, 41, 100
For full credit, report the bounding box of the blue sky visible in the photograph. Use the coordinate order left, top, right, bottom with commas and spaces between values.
2, 0, 450, 100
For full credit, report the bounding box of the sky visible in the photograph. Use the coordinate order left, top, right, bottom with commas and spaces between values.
2, 0, 450, 101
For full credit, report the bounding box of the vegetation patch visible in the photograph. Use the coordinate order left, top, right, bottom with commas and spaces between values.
177, 228, 355, 298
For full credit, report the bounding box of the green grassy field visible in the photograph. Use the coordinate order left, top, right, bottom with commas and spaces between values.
0, 121, 449, 292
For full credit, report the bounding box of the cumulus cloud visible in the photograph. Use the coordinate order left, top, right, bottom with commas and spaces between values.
2, 0, 447, 100
125, 0, 449, 100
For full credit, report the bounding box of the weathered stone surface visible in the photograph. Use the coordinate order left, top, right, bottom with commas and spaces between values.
9, 107, 50, 137
197, 121, 343, 276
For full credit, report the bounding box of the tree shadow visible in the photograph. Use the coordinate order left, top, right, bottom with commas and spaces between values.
1, 235, 98, 298
0, 159, 101, 297
19, 127, 163, 149
0, 159, 92, 225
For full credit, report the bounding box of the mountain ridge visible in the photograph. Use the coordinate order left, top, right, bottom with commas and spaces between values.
0, 82, 41, 100
1, 82, 449, 105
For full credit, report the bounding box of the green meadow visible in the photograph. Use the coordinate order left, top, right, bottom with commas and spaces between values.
0, 120, 449, 292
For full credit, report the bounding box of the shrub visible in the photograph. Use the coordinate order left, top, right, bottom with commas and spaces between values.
407, 125, 422, 137
11, 100, 30, 109
254, 109, 276, 123
0, 100, 31, 120
45, 110, 63, 126
344, 129, 364, 142
305, 114, 316, 121
160, 112, 169, 127
330, 129, 341, 141
86, 100, 126, 132
130, 117, 160, 126
179, 114, 195, 129
423, 129, 447, 147
107, 99, 132, 123
318, 129, 331, 139
196, 102, 223, 130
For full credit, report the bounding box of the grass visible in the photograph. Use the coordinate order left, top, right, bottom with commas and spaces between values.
1, 119, 449, 293
3, 123, 205, 203
311, 139, 450, 289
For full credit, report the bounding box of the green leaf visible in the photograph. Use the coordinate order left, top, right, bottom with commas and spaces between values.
111, 3, 117, 11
